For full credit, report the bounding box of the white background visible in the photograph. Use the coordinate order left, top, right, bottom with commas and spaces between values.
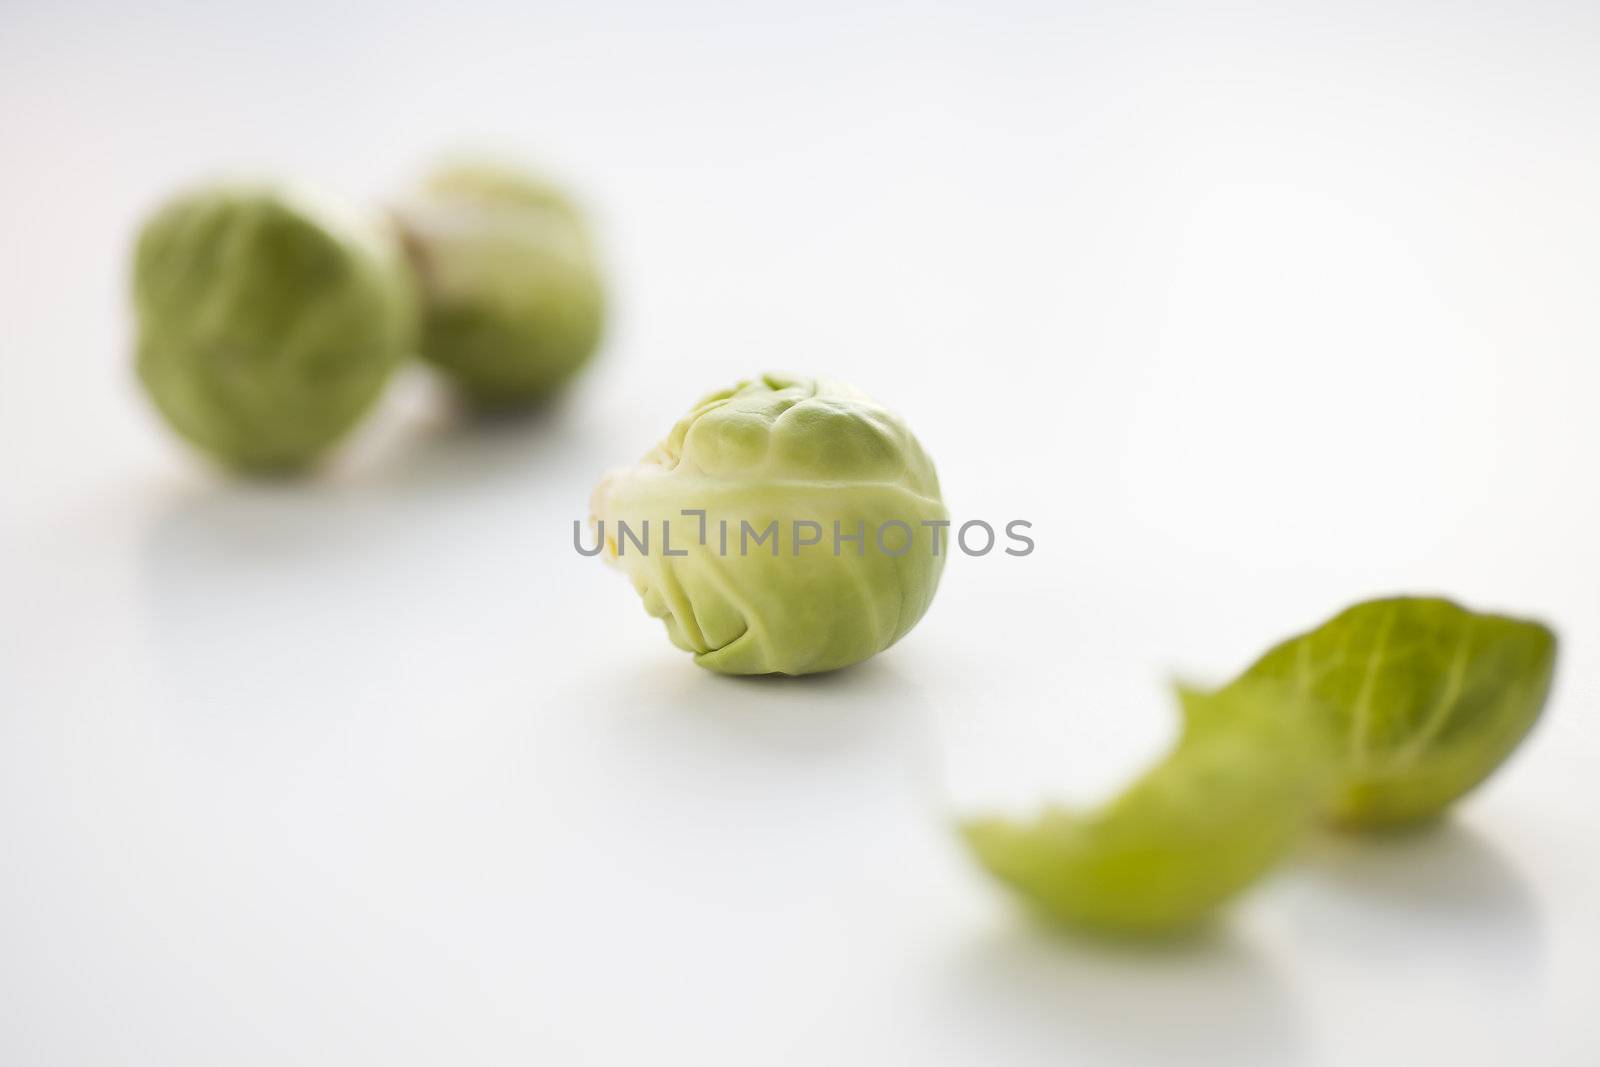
3, 1, 1599, 1064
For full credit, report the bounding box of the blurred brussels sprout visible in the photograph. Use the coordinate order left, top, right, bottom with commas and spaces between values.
962, 683, 1334, 936
589, 374, 947, 675
1226, 596, 1557, 828
132, 183, 414, 472
394, 162, 605, 408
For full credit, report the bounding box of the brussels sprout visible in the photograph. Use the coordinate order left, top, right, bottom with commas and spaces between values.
589, 374, 947, 675
394, 162, 605, 408
963, 683, 1334, 936
132, 184, 414, 472
1224, 596, 1557, 828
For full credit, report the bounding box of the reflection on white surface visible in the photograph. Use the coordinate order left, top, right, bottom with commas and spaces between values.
1284, 822, 1541, 975
1270, 822, 1549, 1065
948, 921, 1303, 1065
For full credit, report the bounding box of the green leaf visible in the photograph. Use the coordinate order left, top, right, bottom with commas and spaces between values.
961, 682, 1335, 936
1226, 596, 1557, 828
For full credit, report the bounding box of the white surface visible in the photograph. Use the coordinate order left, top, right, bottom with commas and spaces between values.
4, 2, 1600, 1064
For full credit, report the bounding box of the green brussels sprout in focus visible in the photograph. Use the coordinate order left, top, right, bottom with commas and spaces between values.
589, 374, 947, 676
962, 683, 1335, 936
1225, 596, 1557, 829
393, 162, 605, 408
132, 184, 415, 472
